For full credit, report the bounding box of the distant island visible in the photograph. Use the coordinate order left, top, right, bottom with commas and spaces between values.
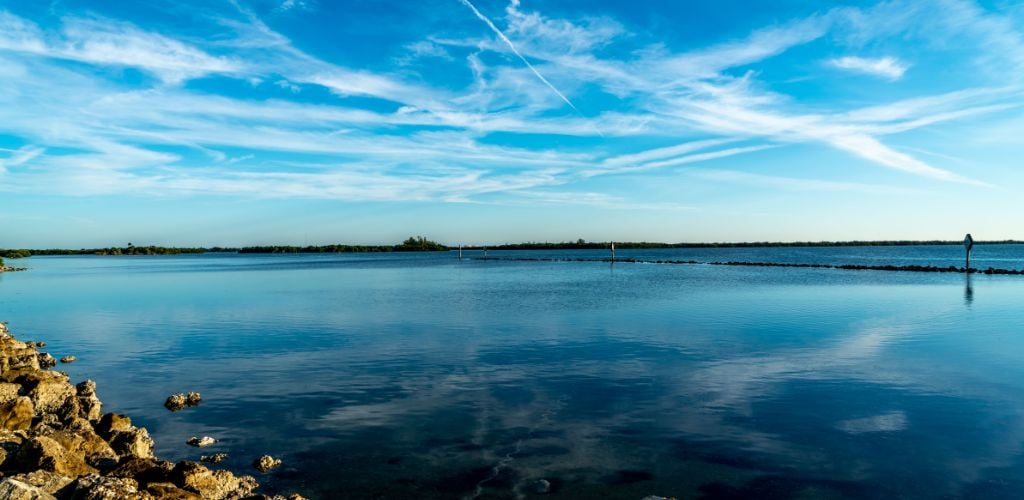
2, 237, 1021, 259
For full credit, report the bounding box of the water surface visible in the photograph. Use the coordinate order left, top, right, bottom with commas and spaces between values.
2, 247, 1024, 498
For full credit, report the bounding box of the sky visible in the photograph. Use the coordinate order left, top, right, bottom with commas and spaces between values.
1, 0, 1023, 247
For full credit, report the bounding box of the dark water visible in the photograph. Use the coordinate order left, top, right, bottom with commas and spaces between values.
2, 246, 1024, 499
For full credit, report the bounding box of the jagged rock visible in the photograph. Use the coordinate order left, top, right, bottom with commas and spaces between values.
252, 455, 282, 473
145, 481, 202, 499
64, 474, 142, 500
0, 396, 34, 431
75, 380, 96, 398
1, 350, 40, 377
186, 436, 217, 448
0, 382, 22, 404
109, 427, 154, 459
164, 394, 187, 412
17, 435, 98, 476
37, 426, 118, 472
75, 382, 102, 422
107, 457, 174, 487
37, 353, 56, 369
6, 470, 74, 495
0, 326, 275, 498
94, 413, 132, 440
59, 356, 76, 364
0, 478, 58, 500
532, 478, 552, 494
0, 431, 24, 469
170, 461, 258, 499
200, 453, 227, 464
246, 495, 308, 500
19, 371, 74, 415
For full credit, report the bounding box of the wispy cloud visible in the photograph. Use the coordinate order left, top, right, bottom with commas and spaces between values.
457, 0, 582, 114
0, 145, 43, 174
0, 0, 1021, 206
829, 55, 908, 80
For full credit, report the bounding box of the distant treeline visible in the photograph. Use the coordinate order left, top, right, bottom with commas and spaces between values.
237, 236, 447, 254
467, 239, 1024, 250
0, 237, 446, 258
0, 246, 231, 258
3, 238, 1022, 258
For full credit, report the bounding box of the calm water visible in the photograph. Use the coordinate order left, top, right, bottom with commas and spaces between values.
2, 246, 1024, 499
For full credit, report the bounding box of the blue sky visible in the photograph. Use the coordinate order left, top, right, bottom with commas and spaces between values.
1, 0, 1023, 247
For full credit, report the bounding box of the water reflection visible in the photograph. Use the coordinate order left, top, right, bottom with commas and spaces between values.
965, 273, 974, 306
3, 254, 1024, 499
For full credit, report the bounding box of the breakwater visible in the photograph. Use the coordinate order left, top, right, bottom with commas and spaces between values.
0, 322, 303, 499
473, 257, 1024, 275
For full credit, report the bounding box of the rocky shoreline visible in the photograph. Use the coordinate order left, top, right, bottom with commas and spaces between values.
0, 267, 28, 273
0, 322, 303, 499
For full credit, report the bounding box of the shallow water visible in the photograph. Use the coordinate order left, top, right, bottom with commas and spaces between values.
2, 247, 1024, 498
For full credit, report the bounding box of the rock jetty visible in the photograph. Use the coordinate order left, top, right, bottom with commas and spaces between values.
0, 322, 302, 499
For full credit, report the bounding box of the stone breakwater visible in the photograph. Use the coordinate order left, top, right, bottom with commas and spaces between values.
0, 266, 28, 273
0, 322, 303, 499
474, 257, 1024, 275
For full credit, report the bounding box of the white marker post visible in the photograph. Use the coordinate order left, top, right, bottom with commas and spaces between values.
964, 233, 973, 271
459, 244, 463, 260
610, 241, 615, 262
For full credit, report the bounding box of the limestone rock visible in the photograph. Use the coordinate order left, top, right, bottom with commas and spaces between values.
164, 394, 186, 412
0, 382, 22, 404
64, 474, 142, 500
75, 380, 96, 398
59, 356, 76, 364
170, 461, 258, 499
0, 396, 34, 431
39, 426, 118, 471
109, 427, 154, 460
199, 453, 228, 464
164, 392, 201, 412
107, 457, 174, 487
37, 353, 56, 369
0, 478, 58, 500
6, 470, 74, 495
252, 455, 282, 473
74, 382, 101, 421
186, 436, 217, 448
145, 481, 203, 499
17, 435, 98, 477
20, 371, 74, 415
94, 413, 132, 440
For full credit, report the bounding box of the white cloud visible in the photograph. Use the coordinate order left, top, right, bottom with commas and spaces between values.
0, 145, 43, 174
829, 55, 908, 80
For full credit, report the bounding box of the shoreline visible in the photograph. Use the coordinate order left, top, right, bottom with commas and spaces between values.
0, 322, 303, 499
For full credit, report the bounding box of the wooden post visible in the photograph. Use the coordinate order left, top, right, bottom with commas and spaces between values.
964, 233, 973, 271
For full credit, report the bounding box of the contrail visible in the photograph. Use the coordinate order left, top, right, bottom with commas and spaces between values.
458, 0, 581, 114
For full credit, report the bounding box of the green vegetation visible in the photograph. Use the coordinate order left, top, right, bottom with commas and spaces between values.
0, 245, 222, 257
0, 249, 31, 259
237, 236, 447, 254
